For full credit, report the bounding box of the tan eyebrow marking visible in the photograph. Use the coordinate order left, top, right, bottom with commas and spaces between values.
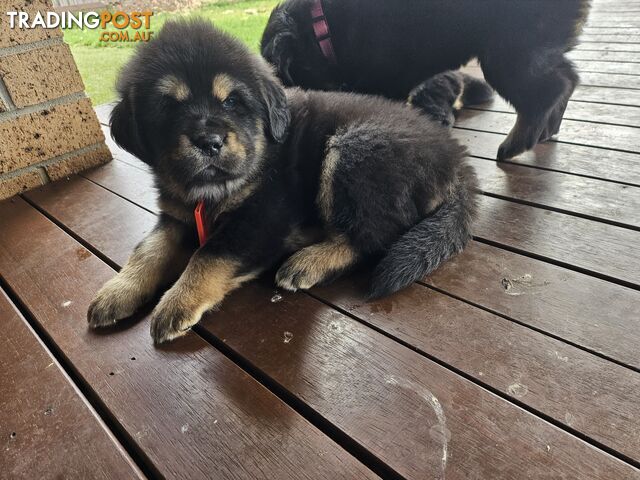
212, 73, 235, 101
157, 75, 191, 101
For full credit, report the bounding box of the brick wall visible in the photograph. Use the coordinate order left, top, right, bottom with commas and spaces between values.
0, 0, 111, 200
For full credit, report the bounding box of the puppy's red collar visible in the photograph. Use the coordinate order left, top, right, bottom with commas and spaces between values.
194, 201, 208, 246
311, 0, 337, 65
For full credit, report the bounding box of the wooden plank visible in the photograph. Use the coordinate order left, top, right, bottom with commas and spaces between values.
580, 35, 640, 43
423, 240, 640, 370
579, 71, 640, 89
570, 85, 640, 107
456, 109, 640, 152
469, 157, 640, 229
575, 60, 640, 74
575, 43, 640, 52
25, 171, 640, 478
0, 289, 143, 479
0, 196, 376, 480
461, 63, 640, 89
471, 95, 640, 127
569, 50, 640, 62
311, 274, 640, 462
474, 195, 640, 288
206, 285, 640, 479
83, 159, 158, 214
454, 127, 640, 190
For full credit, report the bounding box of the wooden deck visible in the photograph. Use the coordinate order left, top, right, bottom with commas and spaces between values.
2, 2, 640, 478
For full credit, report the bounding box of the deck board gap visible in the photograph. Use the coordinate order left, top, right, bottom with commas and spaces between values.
0, 273, 160, 480
474, 236, 640, 292
478, 191, 640, 232
18, 193, 397, 480
302, 289, 640, 469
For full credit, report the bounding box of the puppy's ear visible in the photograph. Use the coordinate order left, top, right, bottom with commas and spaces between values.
261, 10, 297, 85
260, 77, 291, 143
110, 88, 148, 161
262, 32, 296, 85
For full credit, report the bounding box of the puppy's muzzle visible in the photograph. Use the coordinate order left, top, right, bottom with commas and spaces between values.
192, 132, 225, 157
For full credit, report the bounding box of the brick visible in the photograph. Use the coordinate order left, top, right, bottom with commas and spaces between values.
0, 169, 43, 199
45, 144, 111, 180
0, 1, 62, 48
0, 98, 104, 173
0, 43, 84, 107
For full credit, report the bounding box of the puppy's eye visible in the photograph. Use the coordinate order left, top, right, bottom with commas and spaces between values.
222, 94, 238, 110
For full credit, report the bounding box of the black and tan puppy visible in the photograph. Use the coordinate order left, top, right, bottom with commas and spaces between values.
261, 0, 590, 160
87, 19, 477, 343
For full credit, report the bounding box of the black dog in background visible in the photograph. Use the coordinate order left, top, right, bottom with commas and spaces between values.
88, 19, 477, 343
262, 0, 590, 160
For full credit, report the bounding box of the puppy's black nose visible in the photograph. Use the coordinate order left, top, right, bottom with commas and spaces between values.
194, 134, 224, 156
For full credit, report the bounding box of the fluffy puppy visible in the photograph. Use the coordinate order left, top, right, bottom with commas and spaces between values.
87, 19, 477, 344
261, 0, 590, 160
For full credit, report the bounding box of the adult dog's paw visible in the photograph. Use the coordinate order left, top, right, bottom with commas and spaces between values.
87, 277, 144, 328
149, 296, 200, 344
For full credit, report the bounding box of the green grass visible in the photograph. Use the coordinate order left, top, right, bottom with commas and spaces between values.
65, 0, 278, 105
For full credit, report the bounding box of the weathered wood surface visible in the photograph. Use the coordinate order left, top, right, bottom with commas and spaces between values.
23, 164, 640, 479
0, 288, 143, 480
456, 109, 640, 153
0, 197, 376, 480
474, 195, 640, 288
452, 129, 640, 186
471, 95, 640, 128
469, 157, 640, 229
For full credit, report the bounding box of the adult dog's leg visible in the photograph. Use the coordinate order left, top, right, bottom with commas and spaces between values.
275, 234, 358, 291
88, 214, 194, 328
481, 51, 577, 160
540, 62, 579, 142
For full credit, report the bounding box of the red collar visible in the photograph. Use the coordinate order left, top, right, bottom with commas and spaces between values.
194, 200, 208, 246
311, 0, 337, 65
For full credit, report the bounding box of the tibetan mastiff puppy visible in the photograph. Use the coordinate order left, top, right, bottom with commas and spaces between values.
87, 19, 477, 344
261, 0, 591, 160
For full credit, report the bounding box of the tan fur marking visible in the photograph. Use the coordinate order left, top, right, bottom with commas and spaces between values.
426, 193, 445, 214
157, 75, 190, 101
318, 146, 340, 223
212, 73, 235, 101
453, 88, 464, 110
225, 131, 247, 160
88, 220, 191, 327
220, 181, 257, 214
158, 196, 194, 225
254, 119, 266, 158
276, 234, 357, 291
152, 257, 257, 341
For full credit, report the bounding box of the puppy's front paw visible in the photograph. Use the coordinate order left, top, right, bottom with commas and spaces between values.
87, 277, 146, 328
149, 296, 201, 344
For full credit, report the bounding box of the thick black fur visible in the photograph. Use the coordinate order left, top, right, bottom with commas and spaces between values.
111, 19, 477, 300
261, 0, 590, 159
409, 71, 494, 127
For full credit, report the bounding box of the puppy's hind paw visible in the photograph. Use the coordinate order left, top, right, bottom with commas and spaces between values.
275, 257, 318, 292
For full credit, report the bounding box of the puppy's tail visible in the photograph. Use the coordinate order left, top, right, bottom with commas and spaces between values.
461, 73, 494, 106
368, 164, 477, 300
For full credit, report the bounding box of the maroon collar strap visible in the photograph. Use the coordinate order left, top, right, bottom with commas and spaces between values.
311, 0, 338, 65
